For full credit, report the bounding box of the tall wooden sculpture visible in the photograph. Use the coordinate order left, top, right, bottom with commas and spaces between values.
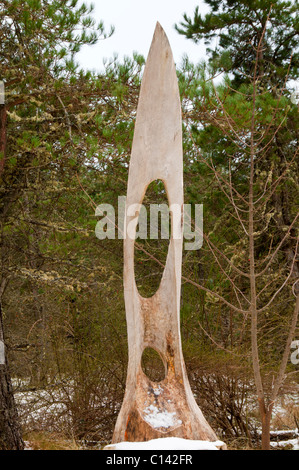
112, 23, 219, 444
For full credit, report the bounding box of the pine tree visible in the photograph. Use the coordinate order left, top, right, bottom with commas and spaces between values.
176, 1, 299, 449
175, 0, 299, 86
0, 0, 113, 449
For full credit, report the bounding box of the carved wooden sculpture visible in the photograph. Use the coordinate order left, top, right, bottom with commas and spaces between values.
112, 23, 220, 445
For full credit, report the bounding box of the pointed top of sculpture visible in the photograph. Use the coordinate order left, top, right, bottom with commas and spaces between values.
128, 21, 182, 188
153, 21, 167, 39
147, 21, 174, 67
140, 21, 178, 115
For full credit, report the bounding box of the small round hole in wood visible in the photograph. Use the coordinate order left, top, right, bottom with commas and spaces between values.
141, 347, 166, 382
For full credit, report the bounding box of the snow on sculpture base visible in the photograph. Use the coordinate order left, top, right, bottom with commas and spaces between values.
104, 437, 226, 450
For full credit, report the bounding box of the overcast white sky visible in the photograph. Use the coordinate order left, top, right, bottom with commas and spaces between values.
77, 0, 211, 72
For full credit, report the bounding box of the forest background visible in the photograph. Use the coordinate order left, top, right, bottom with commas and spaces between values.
0, 0, 298, 451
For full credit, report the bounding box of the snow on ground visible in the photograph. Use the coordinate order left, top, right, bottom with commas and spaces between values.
271, 438, 299, 450
13, 378, 299, 450
267, 429, 299, 450
14, 385, 70, 431
24, 441, 34, 451
104, 437, 226, 450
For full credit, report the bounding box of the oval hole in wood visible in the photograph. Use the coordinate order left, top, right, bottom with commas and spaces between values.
134, 179, 170, 298
141, 347, 167, 382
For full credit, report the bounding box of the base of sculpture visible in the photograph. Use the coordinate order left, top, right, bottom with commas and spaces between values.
112, 363, 220, 444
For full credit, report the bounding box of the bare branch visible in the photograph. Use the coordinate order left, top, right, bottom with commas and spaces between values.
257, 237, 299, 313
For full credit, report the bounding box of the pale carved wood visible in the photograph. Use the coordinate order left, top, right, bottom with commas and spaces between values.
112, 23, 221, 445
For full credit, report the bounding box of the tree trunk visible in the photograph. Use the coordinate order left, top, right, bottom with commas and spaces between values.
0, 85, 24, 450
0, 302, 24, 450
259, 400, 273, 451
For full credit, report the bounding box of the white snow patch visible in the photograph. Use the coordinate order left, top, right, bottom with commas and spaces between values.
143, 405, 182, 429
153, 385, 163, 396
24, 441, 34, 451
104, 437, 226, 450
271, 438, 299, 450
270, 429, 299, 436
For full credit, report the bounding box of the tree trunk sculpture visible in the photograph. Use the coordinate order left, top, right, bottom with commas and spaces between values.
112, 23, 222, 446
